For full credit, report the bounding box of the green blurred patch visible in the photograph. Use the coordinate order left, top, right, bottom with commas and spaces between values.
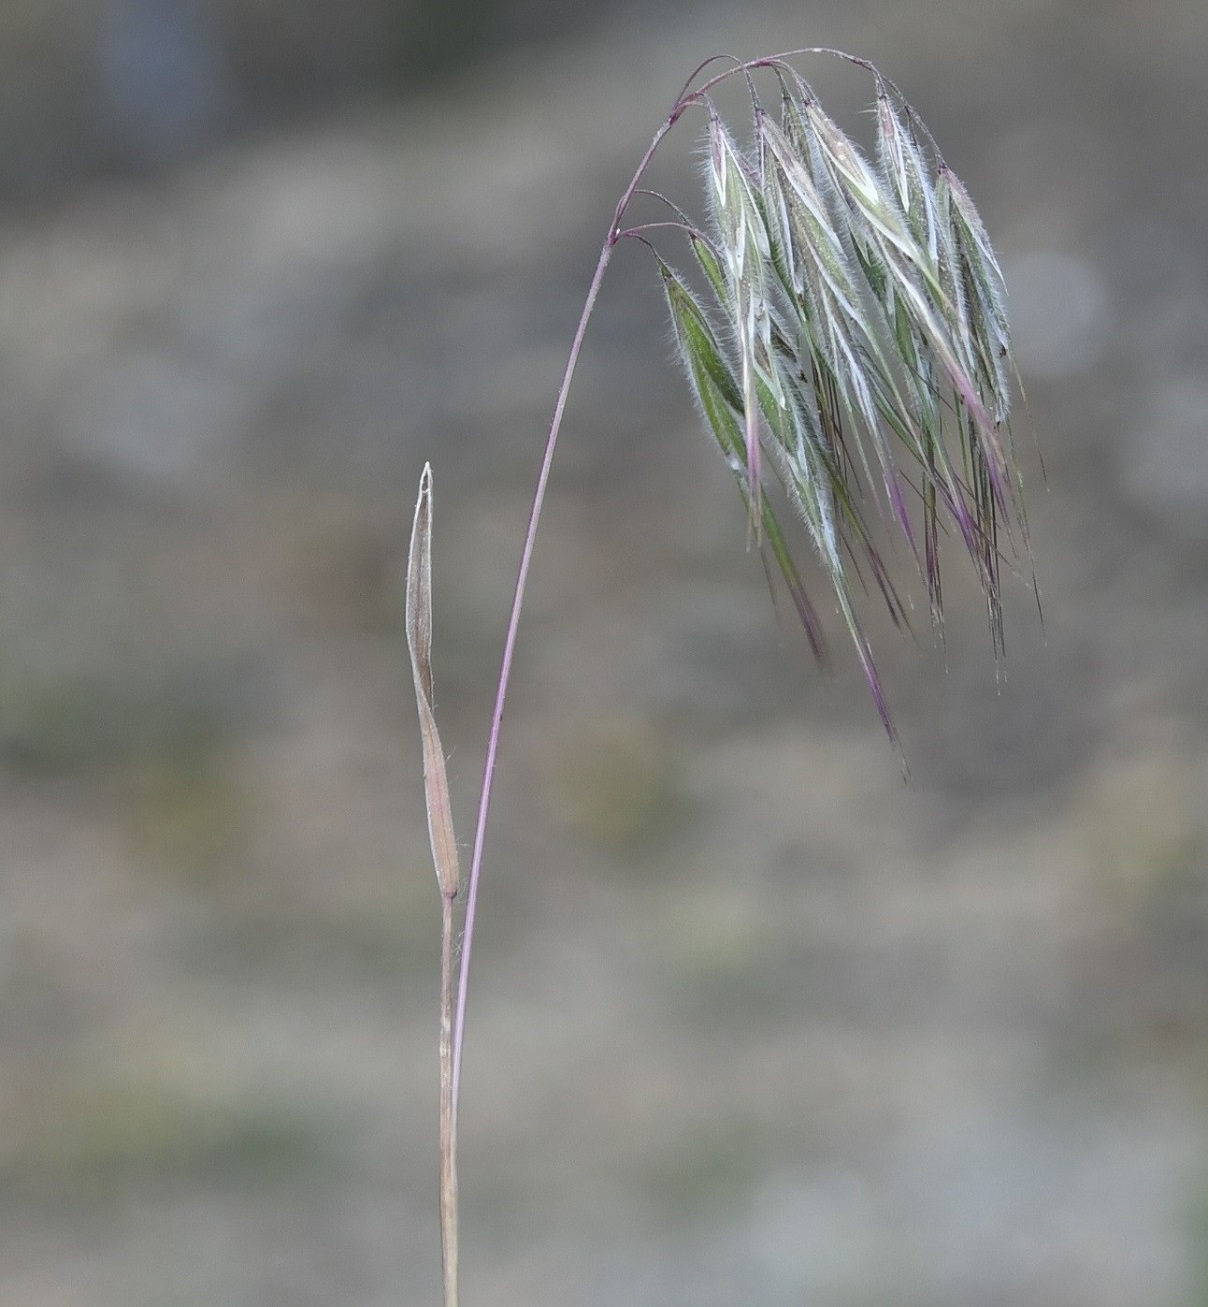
120, 740, 253, 885
0, 672, 132, 776
0, 655, 258, 780
0, 654, 259, 882
1078, 751, 1204, 914
653, 885, 820, 1031
642, 1120, 765, 1219
3, 1072, 345, 1201
548, 715, 684, 855
179, 894, 435, 987
669, 891, 762, 975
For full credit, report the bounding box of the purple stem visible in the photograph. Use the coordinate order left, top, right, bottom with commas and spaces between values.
449, 238, 612, 1111
450, 103, 693, 1109
449, 42, 876, 1116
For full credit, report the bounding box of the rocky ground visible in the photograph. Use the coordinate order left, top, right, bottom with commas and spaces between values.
1, 1, 1207, 1304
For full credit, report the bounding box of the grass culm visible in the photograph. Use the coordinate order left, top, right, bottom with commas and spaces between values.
405, 46, 1036, 1306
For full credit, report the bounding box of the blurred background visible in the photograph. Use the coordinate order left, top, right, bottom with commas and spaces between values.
1, 0, 1206, 1303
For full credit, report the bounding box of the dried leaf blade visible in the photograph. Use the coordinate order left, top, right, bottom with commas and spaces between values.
406, 464, 461, 902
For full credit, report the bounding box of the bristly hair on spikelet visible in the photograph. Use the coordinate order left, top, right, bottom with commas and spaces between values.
652, 54, 1028, 749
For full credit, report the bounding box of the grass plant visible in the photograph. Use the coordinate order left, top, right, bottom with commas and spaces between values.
405, 47, 1034, 1305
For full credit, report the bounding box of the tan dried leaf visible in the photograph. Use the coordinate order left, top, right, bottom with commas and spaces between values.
405, 464, 461, 902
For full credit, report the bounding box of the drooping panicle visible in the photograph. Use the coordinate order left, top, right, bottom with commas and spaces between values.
658, 54, 1026, 739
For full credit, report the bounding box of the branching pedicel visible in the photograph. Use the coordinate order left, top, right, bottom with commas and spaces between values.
406, 49, 1032, 1306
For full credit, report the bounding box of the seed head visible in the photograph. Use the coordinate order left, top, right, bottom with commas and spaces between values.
659, 57, 1028, 741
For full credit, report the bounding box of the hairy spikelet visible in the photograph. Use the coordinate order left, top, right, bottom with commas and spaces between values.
660, 56, 1026, 736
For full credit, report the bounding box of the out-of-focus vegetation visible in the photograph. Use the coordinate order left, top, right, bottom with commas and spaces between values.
0, 0, 622, 200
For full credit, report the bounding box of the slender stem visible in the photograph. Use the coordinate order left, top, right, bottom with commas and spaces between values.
448, 43, 870, 1115
449, 101, 693, 1106
438, 892, 459, 1307
450, 236, 612, 1109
